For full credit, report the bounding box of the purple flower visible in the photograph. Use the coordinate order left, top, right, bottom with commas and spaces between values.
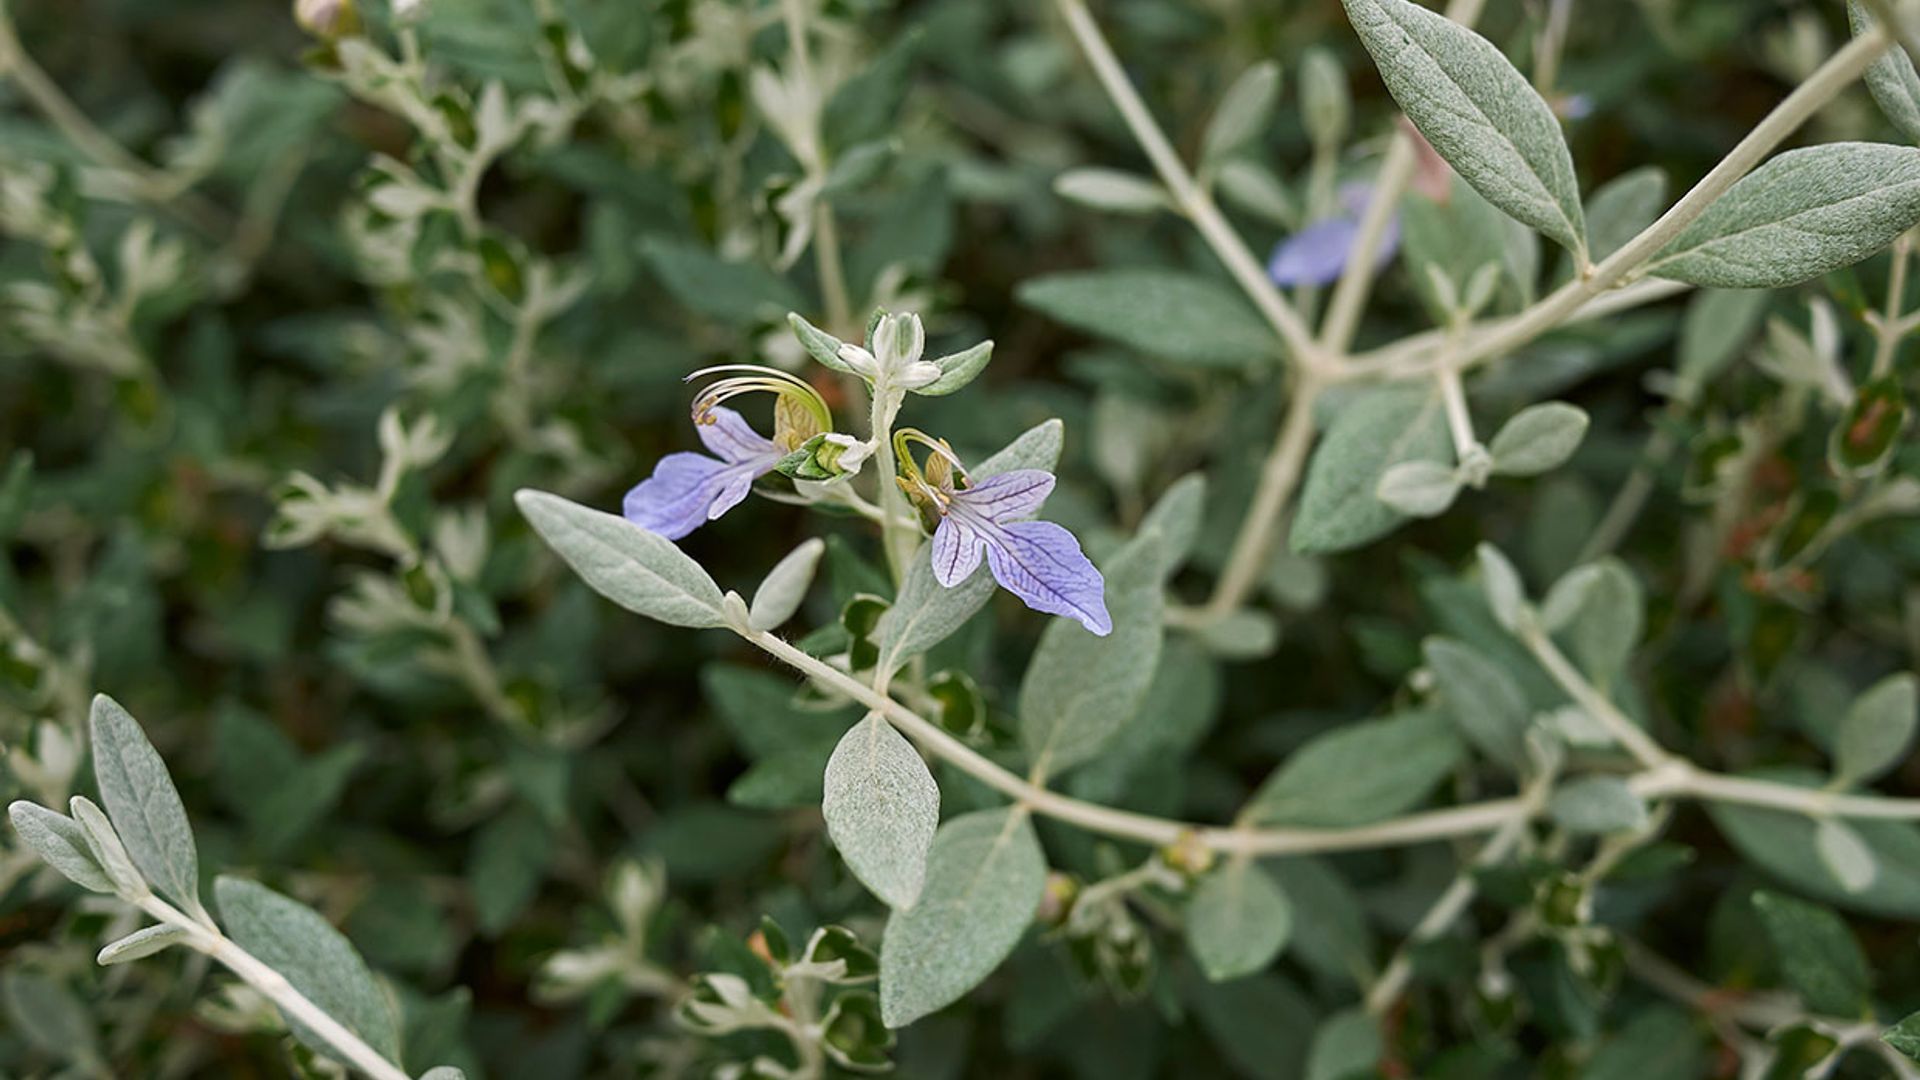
927, 468, 1112, 636
1267, 182, 1402, 288
623, 406, 783, 539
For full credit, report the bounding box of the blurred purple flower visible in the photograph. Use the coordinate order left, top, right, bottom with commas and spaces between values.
1267, 182, 1401, 288
623, 406, 782, 539
927, 468, 1111, 635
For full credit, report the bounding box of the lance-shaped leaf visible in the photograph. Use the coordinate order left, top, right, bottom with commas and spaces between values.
1423, 638, 1531, 772
879, 808, 1045, 1028
1647, 143, 1920, 289
1243, 710, 1463, 827
1292, 386, 1451, 554
97, 924, 191, 966
1752, 891, 1872, 1017
748, 538, 824, 631
1187, 860, 1293, 982
8, 802, 114, 894
1851, 1, 1920, 144
215, 875, 403, 1062
89, 696, 199, 910
1834, 672, 1918, 786
1342, 0, 1586, 256
1016, 270, 1279, 369
1017, 531, 1166, 779
823, 713, 940, 909
515, 489, 727, 629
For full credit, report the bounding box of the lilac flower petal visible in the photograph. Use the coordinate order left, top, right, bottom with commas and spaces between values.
695, 405, 778, 464
952, 469, 1056, 523
623, 452, 732, 539
930, 516, 985, 587
1268, 217, 1364, 288
982, 520, 1112, 636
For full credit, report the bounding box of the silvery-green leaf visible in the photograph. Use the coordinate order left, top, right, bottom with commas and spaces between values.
1852, 2, 1920, 144
515, 490, 727, 629
788, 312, 859, 375
874, 421, 1063, 674
880, 808, 1046, 1028
917, 339, 993, 396
1299, 47, 1351, 148
1243, 710, 1463, 827
88, 696, 198, 908
1187, 860, 1292, 982
1539, 563, 1605, 632
1294, 387, 1451, 553
1815, 817, 1879, 894
1751, 890, 1871, 1017
823, 713, 939, 909
1561, 558, 1643, 687
1707, 768, 1920, 916
1488, 402, 1589, 477
1583, 166, 1668, 263
1053, 168, 1169, 214
1018, 533, 1165, 778
1886, 1011, 1920, 1061
1834, 672, 1917, 786
1134, 473, 1207, 580
7, 801, 113, 894
1306, 1008, 1382, 1080
1548, 775, 1648, 834
97, 924, 191, 966
1191, 607, 1282, 660
215, 875, 402, 1061
1647, 143, 1920, 288
1342, 0, 1586, 256
70, 796, 146, 896
1424, 637, 1532, 772
0, 970, 100, 1070
1676, 288, 1771, 396
1375, 460, 1461, 518
1017, 270, 1280, 369
1202, 61, 1283, 166
1215, 160, 1298, 226
749, 538, 824, 632
1476, 543, 1527, 633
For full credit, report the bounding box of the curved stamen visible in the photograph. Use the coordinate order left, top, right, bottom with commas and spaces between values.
683, 364, 832, 431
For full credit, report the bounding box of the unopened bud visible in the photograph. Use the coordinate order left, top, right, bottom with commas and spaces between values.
1036, 872, 1080, 927
1159, 831, 1215, 878
294, 0, 359, 38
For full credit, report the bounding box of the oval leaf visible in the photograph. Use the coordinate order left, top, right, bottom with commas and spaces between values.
748, 538, 825, 632
1016, 270, 1279, 368
515, 489, 727, 629
89, 696, 199, 910
1293, 387, 1451, 554
879, 808, 1045, 1028
1342, 0, 1586, 256
1188, 860, 1293, 983
823, 713, 940, 910
1648, 143, 1920, 288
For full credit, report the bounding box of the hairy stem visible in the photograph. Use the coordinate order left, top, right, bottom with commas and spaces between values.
136, 895, 412, 1080
1052, 0, 1326, 375
1521, 625, 1674, 769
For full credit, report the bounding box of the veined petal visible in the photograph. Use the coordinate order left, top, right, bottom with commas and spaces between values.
696, 406, 779, 464
623, 453, 731, 539
930, 516, 985, 587
982, 520, 1111, 635
952, 469, 1055, 524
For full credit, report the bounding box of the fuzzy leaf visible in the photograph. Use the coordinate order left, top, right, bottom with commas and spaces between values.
749, 538, 825, 632
1243, 710, 1463, 827
1293, 387, 1451, 553
1017, 270, 1280, 368
8, 802, 114, 894
1188, 860, 1292, 983
89, 696, 199, 909
1488, 402, 1589, 477
1834, 673, 1918, 786
515, 489, 728, 629
1423, 637, 1531, 771
823, 713, 940, 909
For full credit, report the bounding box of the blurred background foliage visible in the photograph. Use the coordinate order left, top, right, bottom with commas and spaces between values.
1, 0, 1919, 1076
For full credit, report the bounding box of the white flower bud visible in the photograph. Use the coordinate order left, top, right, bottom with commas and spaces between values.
835, 343, 880, 379
294, 0, 359, 38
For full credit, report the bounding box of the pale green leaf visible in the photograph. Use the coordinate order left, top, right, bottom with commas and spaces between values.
89, 695, 199, 909
8, 802, 113, 894
880, 808, 1046, 1028
1016, 270, 1279, 368
515, 489, 727, 629
1752, 890, 1871, 1017
1560, 558, 1643, 687
1887, 1011, 1920, 1061
1476, 543, 1527, 633
1342, 0, 1586, 255
97, 924, 191, 965
1676, 288, 1770, 396
1647, 143, 1920, 288
1815, 817, 1880, 894
1583, 166, 1668, 264
1852, 2, 1920, 144
1053, 168, 1168, 214
1188, 860, 1292, 983
1834, 672, 1917, 786
1203, 61, 1283, 165
1424, 637, 1532, 771
215, 875, 402, 1061
1548, 775, 1648, 834
1292, 387, 1451, 553
1306, 1007, 1381, 1080
1488, 402, 1589, 477
1243, 710, 1463, 827
823, 713, 939, 910
1375, 459, 1461, 518
748, 538, 824, 632
1708, 768, 1920, 916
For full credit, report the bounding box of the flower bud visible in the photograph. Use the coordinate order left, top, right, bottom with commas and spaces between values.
1158, 830, 1215, 878
294, 0, 360, 39
1035, 871, 1080, 927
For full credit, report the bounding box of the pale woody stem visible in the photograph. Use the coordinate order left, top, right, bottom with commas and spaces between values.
1316, 0, 1488, 357
134, 895, 412, 1080
1198, 377, 1321, 621
743, 628, 1920, 858
1052, 0, 1325, 375
1522, 623, 1673, 770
